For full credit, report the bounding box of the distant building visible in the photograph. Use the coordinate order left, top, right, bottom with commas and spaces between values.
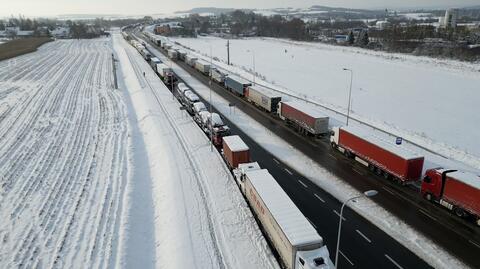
376, 21, 391, 30
438, 8, 459, 29
50, 27, 70, 38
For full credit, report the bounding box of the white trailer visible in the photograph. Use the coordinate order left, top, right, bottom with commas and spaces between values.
247, 85, 282, 113
185, 55, 198, 67
156, 63, 172, 78
244, 169, 334, 269
210, 68, 227, 84
167, 49, 178, 59
195, 60, 211, 75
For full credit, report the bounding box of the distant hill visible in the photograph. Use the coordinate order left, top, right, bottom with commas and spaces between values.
175, 7, 250, 15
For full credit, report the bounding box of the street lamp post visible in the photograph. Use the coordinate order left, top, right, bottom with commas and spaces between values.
334, 190, 378, 268
247, 50, 256, 85
342, 68, 353, 126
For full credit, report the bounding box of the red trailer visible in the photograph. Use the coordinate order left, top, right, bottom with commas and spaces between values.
278, 101, 329, 136
330, 126, 424, 183
222, 135, 250, 169
421, 168, 480, 225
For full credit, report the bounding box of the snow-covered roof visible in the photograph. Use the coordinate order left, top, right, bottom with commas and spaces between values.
193, 102, 207, 112
150, 57, 161, 63
238, 162, 261, 174
187, 93, 199, 102
246, 169, 323, 247
210, 113, 224, 126
223, 135, 249, 152
196, 59, 211, 66
282, 101, 328, 119
448, 170, 480, 189
342, 126, 423, 160
249, 85, 281, 98
227, 74, 251, 85
156, 63, 171, 71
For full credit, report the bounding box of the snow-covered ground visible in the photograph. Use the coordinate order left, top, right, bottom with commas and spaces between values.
113, 32, 278, 269
0, 39, 129, 268
146, 40, 469, 269
168, 36, 480, 171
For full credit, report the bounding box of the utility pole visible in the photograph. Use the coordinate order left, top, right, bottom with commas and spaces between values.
226, 40, 230, 65
210, 46, 213, 152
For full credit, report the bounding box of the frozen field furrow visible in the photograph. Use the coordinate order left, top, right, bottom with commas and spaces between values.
0, 39, 128, 269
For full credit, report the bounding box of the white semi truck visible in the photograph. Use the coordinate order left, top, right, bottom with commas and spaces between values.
239, 168, 334, 269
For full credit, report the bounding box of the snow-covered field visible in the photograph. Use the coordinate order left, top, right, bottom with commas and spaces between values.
0, 39, 129, 268
169, 36, 480, 170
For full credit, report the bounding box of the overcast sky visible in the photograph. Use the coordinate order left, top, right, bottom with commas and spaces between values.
0, 0, 477, 17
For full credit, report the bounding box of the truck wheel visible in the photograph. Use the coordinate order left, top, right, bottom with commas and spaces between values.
383, 171, 390, 179
330, 142, 337, 149
453, 207, 466, 218
368, 164, 375, 172
375, 168, 382, 176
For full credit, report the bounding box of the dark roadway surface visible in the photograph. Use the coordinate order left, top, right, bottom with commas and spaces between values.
135, 32, 480, 268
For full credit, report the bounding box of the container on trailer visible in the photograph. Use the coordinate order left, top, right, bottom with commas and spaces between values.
195, 60, 211, 75
244, 169, 334, 269
331, 126, 424, 182
185, 55, 198, 67
247, 85, 282, 113
167, 49, 178, 59
278, 101, 329, 135
177, 50, 187, 61
225, 75, 251, 96
222, 135, 250, 169
421, 168, 480, 225
210, 68, 227, 84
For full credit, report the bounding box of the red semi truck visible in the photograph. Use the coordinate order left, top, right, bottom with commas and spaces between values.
277, 101, 329, 136
222, 135, 250, 169
421, 168, 480, 225
330, 126, 424, 183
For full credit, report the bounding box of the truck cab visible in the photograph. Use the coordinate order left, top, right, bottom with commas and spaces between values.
233, 162, 261, 193
207, 113, 230, 146
421, 168, 455, 201
296, 246, 334, 269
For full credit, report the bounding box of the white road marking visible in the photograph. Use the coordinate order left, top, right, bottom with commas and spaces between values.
469, 240, 480, 248
306, 217, 317, 229
382, 186, 396, 196
355, 229, 372, 243
314, 193, 325, 203
333, 210, 346, 221
298, 180, 308, 188
273, 158, 280, 164
353, 168, 364, 175
419, 209, 437, 221
284, 168, 293, 175
385, 254, 404, 269
339, 250, 354, 266
328, 153, 338, 160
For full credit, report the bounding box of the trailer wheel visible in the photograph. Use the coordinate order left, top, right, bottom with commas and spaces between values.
368, 164, 375, 172
330, 142, 337, 149
454, 207, 467, 218
383, 171, 390, 180
375, 167, 382, 176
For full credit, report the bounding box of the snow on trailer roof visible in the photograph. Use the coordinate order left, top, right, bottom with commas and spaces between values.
341, 126, 423, 160
246, 169, 322, 246
227, 74, 251, 85
282, 100, 328, 119
249, 85, 281, 98
448, 170, 480, 189
196, 59, 211, 66
223, 135, 249, 152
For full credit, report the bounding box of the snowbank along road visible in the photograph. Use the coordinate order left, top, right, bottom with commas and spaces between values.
0, 39, 129, 268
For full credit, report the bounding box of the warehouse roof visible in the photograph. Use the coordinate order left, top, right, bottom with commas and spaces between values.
246, 169, 323, 247
223, 135, 249, 152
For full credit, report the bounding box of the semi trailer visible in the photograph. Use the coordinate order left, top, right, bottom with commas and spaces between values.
278, 101, 329, 136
